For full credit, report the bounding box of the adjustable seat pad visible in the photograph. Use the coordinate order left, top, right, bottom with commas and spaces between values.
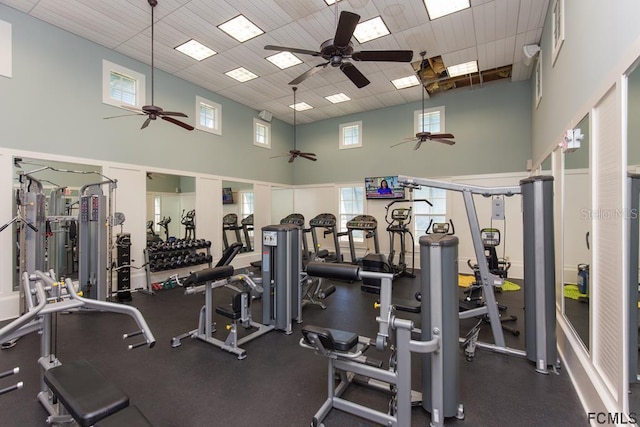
43, 359, 129, 427
185, 265, 234, 286
302, 325, 358, 352
306, 262, 360, 281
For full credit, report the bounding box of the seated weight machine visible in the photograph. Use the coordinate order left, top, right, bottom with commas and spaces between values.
0, 270, 156, 426
300, 233, 463, 426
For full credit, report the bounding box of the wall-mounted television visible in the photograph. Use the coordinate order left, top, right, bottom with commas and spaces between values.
222, 187, 234, 204
364, 176, 405, 200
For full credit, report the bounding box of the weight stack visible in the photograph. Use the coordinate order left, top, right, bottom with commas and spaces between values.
116, 233, 132, 302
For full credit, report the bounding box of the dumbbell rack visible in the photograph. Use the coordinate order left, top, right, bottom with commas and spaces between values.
142, 239, 213, 294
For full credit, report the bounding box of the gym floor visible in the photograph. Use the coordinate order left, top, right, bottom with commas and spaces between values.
0, 272, 586, 426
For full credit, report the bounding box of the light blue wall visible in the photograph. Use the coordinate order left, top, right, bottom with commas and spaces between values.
0, 5, 294, 184
532, 0, 640, 164
293, 81, 532, 185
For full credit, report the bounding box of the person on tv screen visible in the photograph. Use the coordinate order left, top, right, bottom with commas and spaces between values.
378, 179, 392, 195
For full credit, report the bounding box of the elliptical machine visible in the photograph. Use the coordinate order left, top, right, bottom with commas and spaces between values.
181, 209, 196, 240
158, 216, 171, 241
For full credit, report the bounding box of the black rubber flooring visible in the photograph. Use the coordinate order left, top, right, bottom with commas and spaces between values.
0, 271, 586, 426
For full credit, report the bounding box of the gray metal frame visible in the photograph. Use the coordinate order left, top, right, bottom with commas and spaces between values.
628, 173, 640, 383
399, 175, 557, 373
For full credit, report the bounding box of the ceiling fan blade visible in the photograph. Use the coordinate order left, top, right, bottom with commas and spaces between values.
414, 141, 423, 151
431, 138, 456, 145
299, 153, 317, 161
334, 11, 360, 49
390, 139, 416, 148
352, 50, 414, 62
264, 45, 321, 56
141, 117, 152, 129
103, 113, 145, 120
269, 153, 290, 159
431, 133, 455, 139
121, 105, 144, 113
162, 116, 194, 131
340, 62, 370, 88
288, 156, 295, 163
289, 63, 328, 85
159, 111, 188, 118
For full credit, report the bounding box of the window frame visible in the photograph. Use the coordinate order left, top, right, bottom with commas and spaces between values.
102, 59, 145, 109
195, 96, 222, 135
253, 118, 271, 149
339, 121, 362, 150
551, 0, 565, 66
412, 186, 447, 240
338, 184, 365, 244
414, 106, 445, 134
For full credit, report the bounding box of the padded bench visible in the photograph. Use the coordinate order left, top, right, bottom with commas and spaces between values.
43, 359, 150, 427
301, 325, 358, 352
95, 405, 153, 427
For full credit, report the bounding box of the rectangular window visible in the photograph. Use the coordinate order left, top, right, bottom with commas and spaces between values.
339, 121, 362, 149
413, 187, 447, 238
195, 96, 222, 135
339, 186, 365, 243
254, 118, 271, 149
240, 191, 254, 220
154, 196, 161, 233
414, 106, 445, 134
102, 60, 145, 109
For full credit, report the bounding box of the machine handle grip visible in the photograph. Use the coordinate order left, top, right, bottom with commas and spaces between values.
123, 330, 143, 339
0, 382, 23, 396
128, 341, 148, 350
0, 367, 19, 379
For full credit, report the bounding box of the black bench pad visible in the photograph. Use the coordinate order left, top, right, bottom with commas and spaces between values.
43, 359, 129, 427
95, 405, 153, 427
302, 325, 358, 352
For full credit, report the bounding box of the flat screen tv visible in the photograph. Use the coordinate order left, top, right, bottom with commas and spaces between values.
365, 176, 405, 200
222, 187, 234, 204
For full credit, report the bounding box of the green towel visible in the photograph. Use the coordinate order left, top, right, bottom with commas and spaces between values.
564, 284, 588, 300
458, 274, 521, 291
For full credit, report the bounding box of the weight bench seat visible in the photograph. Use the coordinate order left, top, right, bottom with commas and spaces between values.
43, 359, 129, 427
302, 325, 358, 352
95, 405, 153, 427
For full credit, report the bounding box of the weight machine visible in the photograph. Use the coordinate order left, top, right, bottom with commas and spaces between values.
399, 175, 557, 373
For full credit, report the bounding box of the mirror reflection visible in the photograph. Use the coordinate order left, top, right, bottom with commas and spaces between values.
222, 181, 254, 253
627, 62, 640, 410
146, 173, 196, 243
9, 157, 103, 290
562, 114, 591, 351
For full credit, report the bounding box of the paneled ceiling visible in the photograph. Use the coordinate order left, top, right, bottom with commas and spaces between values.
1, 0, 549, 124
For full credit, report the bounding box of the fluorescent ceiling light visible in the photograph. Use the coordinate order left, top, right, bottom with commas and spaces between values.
325, 93, 351, 103
353, 16, 390, 44
174, 39, 216, 61
289, 102, 313, 111
324, 0, 343, 5
447, 60, 478, 77
423, 0, 470, 20
218, 15, 264, 43
266, 51, 302, 69
391, 75, 420, 89
225, 67, 258, 82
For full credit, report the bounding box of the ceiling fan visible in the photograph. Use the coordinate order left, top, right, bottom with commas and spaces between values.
104, 0, 193, 131
391, 51, 456, 150
264, 7, 413, 88
270, 87, 317, 163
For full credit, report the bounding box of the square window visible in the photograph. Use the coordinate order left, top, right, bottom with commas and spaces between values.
414, 106, 445, 134
254, 118, 271, 149
195, 96, 222, 135
339, 121, 362, 149
551, 0, 565, 65
102, 60, 145, 109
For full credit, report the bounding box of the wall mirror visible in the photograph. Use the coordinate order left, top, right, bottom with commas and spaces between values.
146, 173, 196, 243
10, 157, 102, 290
562, 114, 591, 352
221, 180, 254, 253
627, 61, 640, 410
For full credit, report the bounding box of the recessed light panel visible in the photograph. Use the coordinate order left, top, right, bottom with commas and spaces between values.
353, 16, 390, 44
289, 102, 313, 111
218, 15, 264, 43
325, 93, 351, 103
423, 0, 470, 20
174, 39, 217, 61
447, 60, 478, 77
324, 0, 342, 5
266, 51, 302, 69
391, 75, 420, 89
225, 67, 258, 82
